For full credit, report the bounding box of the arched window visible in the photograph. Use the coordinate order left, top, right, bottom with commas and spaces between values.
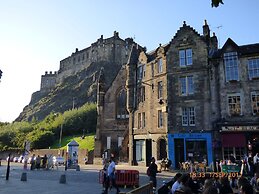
116, 89, 129, 119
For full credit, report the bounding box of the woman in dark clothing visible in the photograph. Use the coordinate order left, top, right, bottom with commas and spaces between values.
148, 157, 159, 191
42, 154, 48, 169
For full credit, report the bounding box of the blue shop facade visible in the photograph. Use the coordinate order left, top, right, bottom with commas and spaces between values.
168, 132, 213, 169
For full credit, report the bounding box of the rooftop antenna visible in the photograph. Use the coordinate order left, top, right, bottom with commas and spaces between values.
216, 25, 223, 48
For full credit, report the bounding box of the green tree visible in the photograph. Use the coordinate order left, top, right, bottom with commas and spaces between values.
212, 0, 224, 7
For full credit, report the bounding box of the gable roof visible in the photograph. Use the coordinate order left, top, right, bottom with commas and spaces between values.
172, 21, 203, 42
221, 38, 239, 52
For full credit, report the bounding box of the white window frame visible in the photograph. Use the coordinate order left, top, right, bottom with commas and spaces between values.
142, 112, 146, 128
137, 64, 145, 82
224, 52, 239, 82
248, 58, 259, 80
251, 91, 259, 115
158, 81, 163, 99
227, 93, 242, 116
179, 49, 192, 67
158, 110, 163, 128
179, 76, 194, 95
181, 107, 196, 126
138, 113, 142, 129
107, 137, 111, 149
136, 140, 145, 161
157, 58, 163, 73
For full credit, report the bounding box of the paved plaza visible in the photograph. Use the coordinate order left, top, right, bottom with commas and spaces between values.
0, 162, 174, 194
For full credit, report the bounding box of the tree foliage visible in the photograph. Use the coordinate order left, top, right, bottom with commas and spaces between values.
0, 103, 97, 151
211, 0, 224, 7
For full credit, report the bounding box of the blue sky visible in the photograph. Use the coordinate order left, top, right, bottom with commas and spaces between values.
0, 0, 259, 122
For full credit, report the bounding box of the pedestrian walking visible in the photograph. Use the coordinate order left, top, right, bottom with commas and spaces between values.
147, 157, 159, 192
104, 157, 120, 194
30, 154, 35, 170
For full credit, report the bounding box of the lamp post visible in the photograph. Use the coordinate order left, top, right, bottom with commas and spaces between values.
59, 123, 63, 149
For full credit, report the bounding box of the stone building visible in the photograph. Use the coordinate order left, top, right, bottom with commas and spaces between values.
94, 66, 130, 164
210, 38, 259, 161
95, 20, 259, 167
92, 41, 142, 164
166, 21, 219, 168
126, 20, 218, 167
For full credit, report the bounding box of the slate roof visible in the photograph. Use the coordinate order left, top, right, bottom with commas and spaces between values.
211, 38, 259, 58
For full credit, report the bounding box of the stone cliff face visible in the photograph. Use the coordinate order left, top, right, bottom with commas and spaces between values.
16, 61, 122, 121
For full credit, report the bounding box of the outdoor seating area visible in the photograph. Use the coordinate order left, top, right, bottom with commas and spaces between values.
179, 161, 209, 172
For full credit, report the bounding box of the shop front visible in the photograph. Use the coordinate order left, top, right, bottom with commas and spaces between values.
168, 132, 213, 169
220, 125, 259, 160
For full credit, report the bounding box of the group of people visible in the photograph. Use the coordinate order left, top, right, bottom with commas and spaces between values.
166, 172, 258, 194
147, 156, 259, 194
216, 153, 259, 177
30, 154, 49, 170
99, 154, 259, 194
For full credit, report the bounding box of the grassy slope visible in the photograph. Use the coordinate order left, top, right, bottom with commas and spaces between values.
50, 134, 95, 151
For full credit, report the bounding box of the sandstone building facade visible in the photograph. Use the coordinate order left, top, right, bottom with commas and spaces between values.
124, 20, 259, 167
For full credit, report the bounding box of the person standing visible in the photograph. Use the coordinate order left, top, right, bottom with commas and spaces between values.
42, 154, 47, 169
148, 157, 159, 192
30, 154, 35, 170
36, 155, 41, 170
104, 157, 120, 194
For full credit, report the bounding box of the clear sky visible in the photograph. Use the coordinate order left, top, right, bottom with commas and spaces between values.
0, 0, 259, 122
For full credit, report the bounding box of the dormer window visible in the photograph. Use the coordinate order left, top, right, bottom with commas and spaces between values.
224, 52, 239, 82
179, 49, 192, 67
248, 58, 259, 80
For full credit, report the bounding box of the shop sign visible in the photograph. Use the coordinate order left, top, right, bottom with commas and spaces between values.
221, 126, 259, 131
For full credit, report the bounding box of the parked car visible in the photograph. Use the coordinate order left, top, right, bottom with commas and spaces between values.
13, 157, 18, 162
53, 156, 65, 166
18, 155, 24, 163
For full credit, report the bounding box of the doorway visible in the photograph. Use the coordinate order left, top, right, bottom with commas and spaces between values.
159, 139, 167, 160
146, 139, 152, 167
174, 138, 184, 169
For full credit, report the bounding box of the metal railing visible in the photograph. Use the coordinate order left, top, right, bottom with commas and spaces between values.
124, 182, 153, 194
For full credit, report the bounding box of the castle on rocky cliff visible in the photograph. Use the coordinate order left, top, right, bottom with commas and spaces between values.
40, 31, 137, 92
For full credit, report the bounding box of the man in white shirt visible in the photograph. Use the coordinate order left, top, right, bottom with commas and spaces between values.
104, 157, 120, 194
171, 173, 182, 194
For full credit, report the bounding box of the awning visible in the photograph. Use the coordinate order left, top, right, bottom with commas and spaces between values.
221, 133, 246, 147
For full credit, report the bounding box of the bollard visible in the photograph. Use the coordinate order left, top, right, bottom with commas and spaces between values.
59, 174, 66, 184
21, 172, 27, 181
76, 165, 80, 171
